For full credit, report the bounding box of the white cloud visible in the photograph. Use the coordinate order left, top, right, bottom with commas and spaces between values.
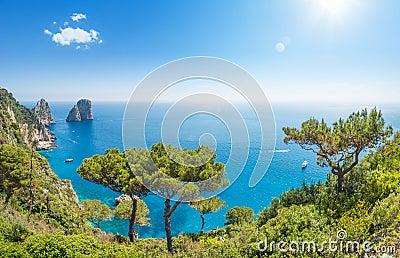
44, 29, 52, 35
45, 13, 102, 49
52, 27, 101, 46
71, 13, 87, 22
89, 29, 98, 40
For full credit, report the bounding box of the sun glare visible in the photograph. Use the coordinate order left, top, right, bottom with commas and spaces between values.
313, 0, 360, 22
318, 0, 347, 17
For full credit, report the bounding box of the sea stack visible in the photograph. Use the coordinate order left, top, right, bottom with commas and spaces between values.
66, 99, 93, 122
32, 98, 56, 127
29, 98, 56, 149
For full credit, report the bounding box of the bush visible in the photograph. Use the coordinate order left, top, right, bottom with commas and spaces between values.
370, 193, 400, 229
256, 198, 281, 227
225, 206, 255, 226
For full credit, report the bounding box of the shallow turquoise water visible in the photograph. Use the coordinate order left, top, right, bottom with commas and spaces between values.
28, 101, 400, 238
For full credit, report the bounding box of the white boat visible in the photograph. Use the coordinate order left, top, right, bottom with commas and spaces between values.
65, 158, 73, 163
302, 160, 308, 168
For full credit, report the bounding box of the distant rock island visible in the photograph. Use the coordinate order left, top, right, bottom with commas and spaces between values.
31, 98, 57, 150
32, 98, 56, 126
66, 99, 93, 122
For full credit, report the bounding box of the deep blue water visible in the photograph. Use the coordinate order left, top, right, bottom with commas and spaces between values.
24, 101, 400, 238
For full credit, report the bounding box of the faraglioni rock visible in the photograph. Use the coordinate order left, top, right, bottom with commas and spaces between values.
66, 99, 93, 122
32, 98, 56, 127
66, 105, 81, 122
77, 99, 94, 120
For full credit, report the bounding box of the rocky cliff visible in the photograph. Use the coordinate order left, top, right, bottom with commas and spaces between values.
0, 88, 88, 235
32, 98, 55, 126
0, 88, 56, 150
77, 99, 93, 120
66, 99, 93, 122
66, 105, 81, 122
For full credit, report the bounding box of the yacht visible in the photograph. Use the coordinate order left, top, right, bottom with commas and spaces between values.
302, 160, 308, 168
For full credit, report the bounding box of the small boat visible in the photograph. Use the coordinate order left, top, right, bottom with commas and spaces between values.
64, 158, 73, 163
302, 160, 308, 168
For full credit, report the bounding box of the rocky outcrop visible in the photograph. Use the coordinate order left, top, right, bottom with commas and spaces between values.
66, 105, 81, 122
77, 99, 93, 120
66, 99, 93, 122
18, 119, 56, 150
115, 194, 132, 205
32, 99, 55, 127
35, 127, 56, 150
4, 101, 56, 150
29, 98, 56, 149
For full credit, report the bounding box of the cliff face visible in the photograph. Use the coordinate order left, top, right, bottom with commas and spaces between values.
66, 99, 93, 122
0, 88, 56, 150
0, 87, 86, 233
77, 99, 93, 120
66, 105, 81, 122
32, 98, 55, 127
19, 123, 56, 150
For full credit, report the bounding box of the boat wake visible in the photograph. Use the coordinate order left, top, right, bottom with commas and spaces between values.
269, 149, 290, 153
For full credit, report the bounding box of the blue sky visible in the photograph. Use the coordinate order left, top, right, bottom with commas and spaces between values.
0, 0, 399, 103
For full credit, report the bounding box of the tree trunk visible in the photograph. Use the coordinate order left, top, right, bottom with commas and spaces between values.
92, 220, 100, 229
337, 173, 344, 194
128, 197, 138, 242
164, 199, 174, 253
2, 192, 12, 208
28, 148, 34, 221
200, 214, 205, 234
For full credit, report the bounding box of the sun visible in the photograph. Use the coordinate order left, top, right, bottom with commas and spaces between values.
318, 0, 347, 17
313, 0, 360, 22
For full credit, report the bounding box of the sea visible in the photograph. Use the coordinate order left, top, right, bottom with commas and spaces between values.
23, 101, 400, 238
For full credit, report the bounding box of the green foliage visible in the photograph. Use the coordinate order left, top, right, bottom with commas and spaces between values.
77, 148, 150, 241
0, 215, 32, 242
280, 181, 324, 207
0, 87, 42, 147
370, 193, 400, 229
148, 143, 229, 253
256, 198, 281, 226
189, 196, 226, 215
78, 148, 132, 193
0, 144, 30, 203
114, 199, 151, 227
81, 200, 113, 229
189, 196, 226, 233
0, 144, 87, 233
148, 143, 229, 200
283, 108, 392, 193
337, 201, 371, 241
5, 233, 148, 257
225, 206, 255, 226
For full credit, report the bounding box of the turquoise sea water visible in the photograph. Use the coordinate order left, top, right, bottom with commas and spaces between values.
25, 101, 400, 238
